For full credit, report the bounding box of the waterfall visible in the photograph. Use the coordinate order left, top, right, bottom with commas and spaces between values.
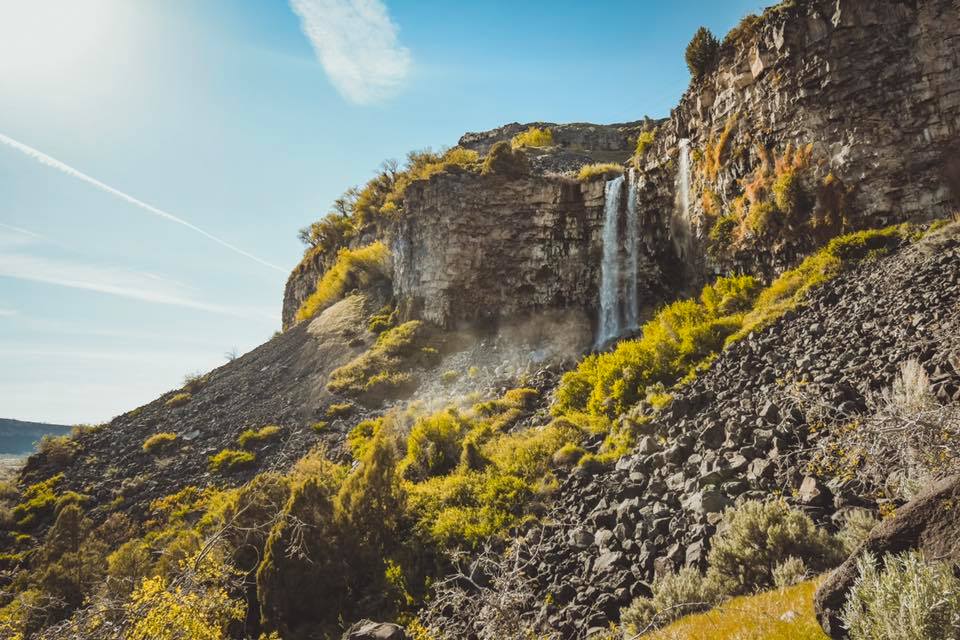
624, 169, 640, 331
596, 174, 625, 347
678, 138, 691, 222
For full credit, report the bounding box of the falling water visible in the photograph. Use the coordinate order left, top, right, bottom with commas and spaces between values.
596, 174, 625, 347
678, 138, 692, 221
624, 169, 640, 331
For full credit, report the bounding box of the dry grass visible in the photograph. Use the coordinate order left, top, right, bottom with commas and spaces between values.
577, 163, 624, 182
640, 579, 828, 640
294, 242, 390, 323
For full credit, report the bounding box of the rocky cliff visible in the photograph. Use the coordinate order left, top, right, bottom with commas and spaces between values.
283, 0, 959, 335
392, 170, 671, 328
644, 0, 960, 281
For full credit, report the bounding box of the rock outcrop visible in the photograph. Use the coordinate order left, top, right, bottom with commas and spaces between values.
642, 0, 960, 281
814, 473, 960, 638
392, 170, 670, 327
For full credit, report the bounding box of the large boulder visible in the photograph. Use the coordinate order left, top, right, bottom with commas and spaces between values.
342, 620, 408, 640
814, 475, 960, 638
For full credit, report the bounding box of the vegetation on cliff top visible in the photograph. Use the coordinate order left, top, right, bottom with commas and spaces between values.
294, 241, 390, 324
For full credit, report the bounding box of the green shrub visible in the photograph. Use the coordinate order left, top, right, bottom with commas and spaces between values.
620, 566, 726, 635
327, 321, 438, 404
511, 126, 553, 149
209, 449, 256, 473
295, 242, 390, 323
12, 474, 63, 528
837, 509, 880, 553
685, 27, 720, 79
311, 421, 329, 434
237, 425, 282, 449
347, 419, 383, 460
142, 433, 178, 454
552, 443, 586, 467
708, 214, 738, 255
38, 435, 76, 468
577, 162, 623, 182
634, 130, 656, 161
772, 556, 808, 588
440, 370, 459, 385
367, 306, 396, 334
326, 403, 354, 419
554, 275, 760, 418
400, 410, 471, 481
842, 550, 960, 640
706, 500, 843, 594
165, 392, 192, 408
481, 141, 530, 177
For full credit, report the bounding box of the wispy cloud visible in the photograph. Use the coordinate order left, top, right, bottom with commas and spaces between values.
0, 252, 278, 322
0, 133, 285, 273
0, 309, 16, 317
290, 0, 412, 104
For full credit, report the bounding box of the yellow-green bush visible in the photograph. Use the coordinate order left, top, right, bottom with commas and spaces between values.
511, 126, 554, 149
294, 242, 390, 323
634, 130, 655, 162
311, 421, 329, 433
38, 435, 77, 468
326, 402, 354, 418
208, 449, 256, 473
12, 474, 64, 528
237, 425, 282, 449
143, 432, 178, 454
165, 392, 192, 408
555, 275, 760, 418
577, 162, 623, 182
481, 141, 530, 177
327, 321, 438, 404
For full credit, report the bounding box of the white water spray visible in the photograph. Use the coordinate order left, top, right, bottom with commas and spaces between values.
596, 175, 624, 347
624, 169, 640, 331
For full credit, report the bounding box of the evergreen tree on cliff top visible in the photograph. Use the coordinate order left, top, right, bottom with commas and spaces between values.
686, 26, 720, 80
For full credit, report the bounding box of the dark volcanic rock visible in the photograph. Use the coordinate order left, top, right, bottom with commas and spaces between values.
814, 475, 960, 639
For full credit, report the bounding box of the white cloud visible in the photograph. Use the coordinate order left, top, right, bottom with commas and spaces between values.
0, 252, 278, 322
0, 133, 285, 273
290, 0, 412, 104
0, 309, 16, 317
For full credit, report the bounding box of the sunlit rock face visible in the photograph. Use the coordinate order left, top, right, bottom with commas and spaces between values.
284, 0, 960, 330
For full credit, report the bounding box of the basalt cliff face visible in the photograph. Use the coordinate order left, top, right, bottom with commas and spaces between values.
282, 0, 960, 333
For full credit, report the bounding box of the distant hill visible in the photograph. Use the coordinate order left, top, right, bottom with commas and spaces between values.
0, 418, 72, 456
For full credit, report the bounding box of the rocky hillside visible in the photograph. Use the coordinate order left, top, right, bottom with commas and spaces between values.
2, 0, 960, 639
465, 224, 960, 639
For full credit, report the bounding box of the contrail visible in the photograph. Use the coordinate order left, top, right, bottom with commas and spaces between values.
0, 132, 285, 273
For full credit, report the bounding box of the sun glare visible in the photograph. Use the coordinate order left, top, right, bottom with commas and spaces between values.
0, 0, 128, 86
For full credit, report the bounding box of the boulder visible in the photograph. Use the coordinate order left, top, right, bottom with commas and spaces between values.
814, 475, 960, 638
342, 620, 408, 640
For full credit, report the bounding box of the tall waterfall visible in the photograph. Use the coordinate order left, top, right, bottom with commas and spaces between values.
678, 138, 692, 221
624, 169, 640, 331
596, 175, 625, 347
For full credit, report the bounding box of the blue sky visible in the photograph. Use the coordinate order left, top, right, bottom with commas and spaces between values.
0, 0, 768, 424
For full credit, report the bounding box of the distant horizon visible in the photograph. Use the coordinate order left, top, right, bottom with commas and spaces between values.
0, 0, 770, 424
